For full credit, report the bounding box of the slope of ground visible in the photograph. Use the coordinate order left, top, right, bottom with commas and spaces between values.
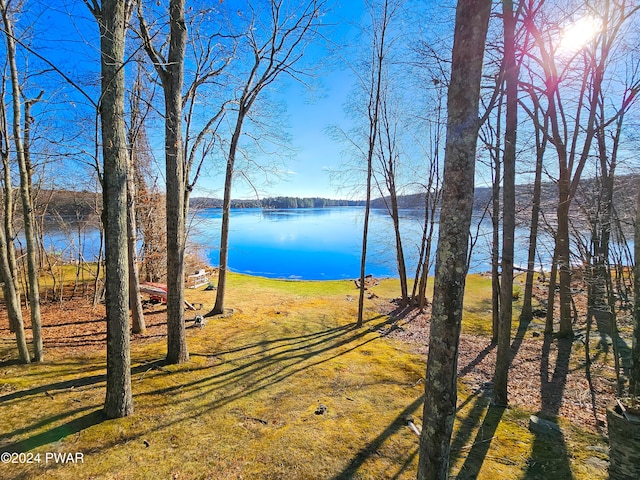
0, 273, 617, 479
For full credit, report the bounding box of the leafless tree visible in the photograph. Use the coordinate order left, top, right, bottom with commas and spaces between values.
207, 0, 327, 317
138, 0, 231, 362
417, 0, 491, 478
1, 0, 44, 361
522, 0, 640, 336
85, 0, 134, 418
494, 0, 520, 407
126, 60, 148, 334
632, 180, 640, 396
0, 74, 29, 362
353, 0, 397, 325
138, 0, 189, 363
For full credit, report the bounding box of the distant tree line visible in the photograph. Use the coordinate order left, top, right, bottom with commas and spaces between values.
190, 196, 365, 209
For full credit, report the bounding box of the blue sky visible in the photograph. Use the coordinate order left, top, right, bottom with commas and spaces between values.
191, 1, 369, 200
12, 0, 447, 200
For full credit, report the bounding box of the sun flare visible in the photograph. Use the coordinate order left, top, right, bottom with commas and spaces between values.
560, 16, 601, 52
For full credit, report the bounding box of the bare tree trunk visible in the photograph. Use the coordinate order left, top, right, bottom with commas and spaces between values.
138, 0, 189, 363
127, 63, 147, 335
520, 106, 547, 322
357, 0, 391, 326
417, 1, 491, 478
415, 104, 443, 310
127, 159, 145, 334
375, 88, 408, 304
163, 0, 188, 364
556, 182, 574, 337
357, 152, 373, 327
490, 102, 502, 345
205, 0, 325, 318
0, 210, 30, 363
631, 181, 640, 396
1, 97, 19, 334
210, 118, 242, 316
387, 175, 408, 303
494, 0, 518, 406
88, 0, 133, 418
415, 186, 438, 309
545, 246, 559, 333
1, 0, 44, 361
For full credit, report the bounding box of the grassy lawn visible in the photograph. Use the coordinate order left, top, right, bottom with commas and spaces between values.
0, 273, 608, 479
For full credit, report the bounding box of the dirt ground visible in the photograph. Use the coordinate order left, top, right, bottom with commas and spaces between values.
383, 305, 622, 434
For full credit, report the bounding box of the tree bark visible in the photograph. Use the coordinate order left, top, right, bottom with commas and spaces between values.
0, 217, 30, 363
357, 0, 390, 325
490, 100, 502, 345
1, 0, 43, 361
631, 181, 640, 396
210, 115, 243, 316
417, 1, 491, 478
91, 0, 133, 418
127, 68, 147, 335
127, 155, 146, 334
138, 0, 189, 362
493, 0, 518, 407
206, 0, 324, 318
1, 99, 19, 334
520, 106, 546, 322
163, 0, 189, 364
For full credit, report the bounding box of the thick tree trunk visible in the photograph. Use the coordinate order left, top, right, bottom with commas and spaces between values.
163, 0, 189, 364
417, 1, 491, 478
94, 0, 133, 418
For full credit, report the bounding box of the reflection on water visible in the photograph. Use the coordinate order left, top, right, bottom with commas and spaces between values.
190, 207, 555, 280
39, 207, 561, 280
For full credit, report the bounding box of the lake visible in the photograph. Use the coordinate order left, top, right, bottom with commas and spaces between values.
41, 206, 555, 280
189, 207, 549, 280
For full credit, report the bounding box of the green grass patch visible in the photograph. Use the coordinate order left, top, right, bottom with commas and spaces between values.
0, 273, 606, 479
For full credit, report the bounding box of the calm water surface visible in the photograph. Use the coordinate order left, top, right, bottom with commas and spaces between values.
43, 207, 556, 280
190, 207, 546, 280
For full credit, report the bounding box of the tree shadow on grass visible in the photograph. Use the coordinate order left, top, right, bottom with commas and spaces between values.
1, 410, 105, 453
455, 404, 505, 479
1, 314, 398, 464
331, 395, 424, 479
523, 334, 573, 480
141, 315, 393, 403
0, 360, 166, 405
0, 359, 169, 450
0, 311, 415, 476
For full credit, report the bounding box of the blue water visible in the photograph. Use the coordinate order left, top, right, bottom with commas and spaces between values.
190, 207, 389, 280
189, 207, 548, 280
42, 206, 561, 280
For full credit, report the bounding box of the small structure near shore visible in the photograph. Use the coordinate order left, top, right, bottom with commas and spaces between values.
187, 269, 210, 289
139, 282, 196, 310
